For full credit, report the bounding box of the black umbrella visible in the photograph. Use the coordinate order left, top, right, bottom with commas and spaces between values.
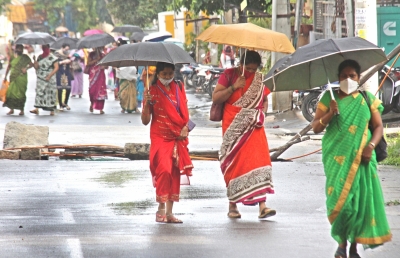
111, 25, 143, 33
15, 32, 56, 45
50, 37, 78, 50
130, 32, 148, 42
76, 33, 115, 49
263, 37, 388, 92
98, 42, 195, 67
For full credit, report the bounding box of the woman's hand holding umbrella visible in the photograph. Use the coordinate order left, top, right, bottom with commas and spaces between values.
329, 100, 339, 116
232, 76, 246, 92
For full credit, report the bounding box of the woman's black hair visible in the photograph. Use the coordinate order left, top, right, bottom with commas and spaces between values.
338, 59, 361, 77
151, 62, 175, 85
62, 43, 70, 49
240, 50, 261, 66
15, 44, 23, 49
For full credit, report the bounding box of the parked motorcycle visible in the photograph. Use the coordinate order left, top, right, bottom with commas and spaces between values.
378, 65, 400, 114
206, 67, 225, 97
180, 64, 198, 89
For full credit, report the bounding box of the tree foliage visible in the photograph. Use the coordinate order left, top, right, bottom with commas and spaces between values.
177, 0, 272, 15
33, 0, 113, 32
0, 0, 11, 13
106, 0, 174, 28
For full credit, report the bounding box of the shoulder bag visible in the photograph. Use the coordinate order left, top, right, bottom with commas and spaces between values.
359, 91, 388, 162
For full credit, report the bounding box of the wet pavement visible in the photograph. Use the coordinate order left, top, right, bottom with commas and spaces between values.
1, 67, 400, 257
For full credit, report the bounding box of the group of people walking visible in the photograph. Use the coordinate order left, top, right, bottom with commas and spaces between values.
142, 50, 391, 258
2, 41, 143, 116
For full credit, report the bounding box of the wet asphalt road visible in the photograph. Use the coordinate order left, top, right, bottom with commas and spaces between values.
1, 66, 400, 258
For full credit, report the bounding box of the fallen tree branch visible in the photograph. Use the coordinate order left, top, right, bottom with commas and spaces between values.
270, 134, 311, 161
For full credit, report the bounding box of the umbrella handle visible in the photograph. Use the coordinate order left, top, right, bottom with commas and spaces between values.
328, 84, 340, 116
242, 49, 247, 76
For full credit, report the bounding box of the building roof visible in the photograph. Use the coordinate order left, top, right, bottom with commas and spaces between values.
7, 4, 27, 23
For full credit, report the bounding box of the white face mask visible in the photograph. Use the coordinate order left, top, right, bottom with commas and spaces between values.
339, 78, 359, 95
159, 77, 173, 86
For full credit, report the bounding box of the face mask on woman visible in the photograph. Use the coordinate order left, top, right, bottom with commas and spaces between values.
159, 77, 174, 86
340, 78, 359, 94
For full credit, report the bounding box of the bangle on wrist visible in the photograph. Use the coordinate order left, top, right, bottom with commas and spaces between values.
369, 142, 376, 148
319, 119, 327, 127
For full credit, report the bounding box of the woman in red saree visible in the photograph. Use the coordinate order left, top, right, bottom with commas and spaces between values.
212, 50, 275, 219
141, 62, 193, 223
87, 47, 107, 114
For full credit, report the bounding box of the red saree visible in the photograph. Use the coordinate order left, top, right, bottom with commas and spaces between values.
220, 72, 274, 205
148, 80, 193, 203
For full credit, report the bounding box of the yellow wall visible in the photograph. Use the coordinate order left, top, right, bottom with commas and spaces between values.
165, 15, 175, 38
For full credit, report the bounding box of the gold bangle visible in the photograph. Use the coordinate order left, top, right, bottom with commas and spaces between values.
369, 142, 376, 148
319, 119, 327, 127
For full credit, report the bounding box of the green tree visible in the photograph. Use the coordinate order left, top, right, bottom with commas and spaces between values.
178, 0, 272, 21
33, 0, 113, 32
106, 0, 174, 28
0, 0, 11, 13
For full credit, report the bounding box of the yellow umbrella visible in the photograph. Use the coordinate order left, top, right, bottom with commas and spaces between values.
196, 23, 295, 54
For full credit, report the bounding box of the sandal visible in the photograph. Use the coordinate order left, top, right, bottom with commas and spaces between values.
100, 110, 105, 115
166, 214, 183, 223
6, 110, 14, 115
65, 105, 71, 110
30, 109, 39, 115
89, 106, 93, 113
349, 253, 361, 258
227, 210, 241, 219
156, 210, 167, 223
335, 247, 347, 258
50, 111, 55, 116
19, 111, 24, 116
258, 207, 276, 219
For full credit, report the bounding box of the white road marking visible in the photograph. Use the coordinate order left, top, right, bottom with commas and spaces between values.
66, 238, 84, 258
61, 208, 75, 224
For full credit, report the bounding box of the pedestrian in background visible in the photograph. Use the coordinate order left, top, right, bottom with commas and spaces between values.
30, 44, 59, 116
71, 53, 84, 98
54, 43, 73, 111
117, 66, 139, 113
141, 62, 193, 224
87, 47, 107, 114
3, 44, 33, 116
212, 50, 275, 219
312, 59, 391, 258
136, 66, 145, 111
220, 45, 235, 69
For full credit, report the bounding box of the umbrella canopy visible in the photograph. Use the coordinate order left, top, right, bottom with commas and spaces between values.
98, 42, 195, 67
196, 23, 295, 54
111, 25, 143, 33
50, 37, 78, 50
142, 31, 172, 42
76, 33, 115, 49
15, 32, 56, 45
55, 26, 69, 33
83, 29, 104, 36
130, 32, 148, 42
263, 37, 388, 92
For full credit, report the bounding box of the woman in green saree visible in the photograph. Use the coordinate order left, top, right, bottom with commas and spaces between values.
312, 60, 391, 258
3, 44, 33, 115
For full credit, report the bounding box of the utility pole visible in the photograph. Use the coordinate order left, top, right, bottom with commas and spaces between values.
271, 0, 292, 112
355, 0, 378, 93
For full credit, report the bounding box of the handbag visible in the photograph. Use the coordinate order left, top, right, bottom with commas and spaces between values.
209, 102, 224, 121
0, 80, 9, 102
359, 91, 388, 162
71, 61, 82, 73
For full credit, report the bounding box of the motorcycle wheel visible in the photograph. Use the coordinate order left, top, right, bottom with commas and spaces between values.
208, 78, 219, 97
301, 92, 320, 122
392, 94, 400, 113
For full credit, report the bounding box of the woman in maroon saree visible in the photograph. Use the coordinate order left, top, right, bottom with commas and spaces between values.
87, 47, 107, 114
141, 62, 193, 224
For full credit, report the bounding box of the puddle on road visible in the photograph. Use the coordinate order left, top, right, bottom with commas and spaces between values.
108, 199, 156, 215
94, 170, 138, 188
180, 185, 226, 200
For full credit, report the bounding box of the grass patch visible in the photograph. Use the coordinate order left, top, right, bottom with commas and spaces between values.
94, 170, 137, 187
386, 200, 400, 206
108, 200, 155, 215
380, 133, 400, 166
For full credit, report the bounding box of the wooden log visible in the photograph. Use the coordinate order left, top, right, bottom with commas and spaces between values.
270, 135, 311, 161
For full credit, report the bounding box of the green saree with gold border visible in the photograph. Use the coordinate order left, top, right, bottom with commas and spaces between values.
317, 90, 392, 248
